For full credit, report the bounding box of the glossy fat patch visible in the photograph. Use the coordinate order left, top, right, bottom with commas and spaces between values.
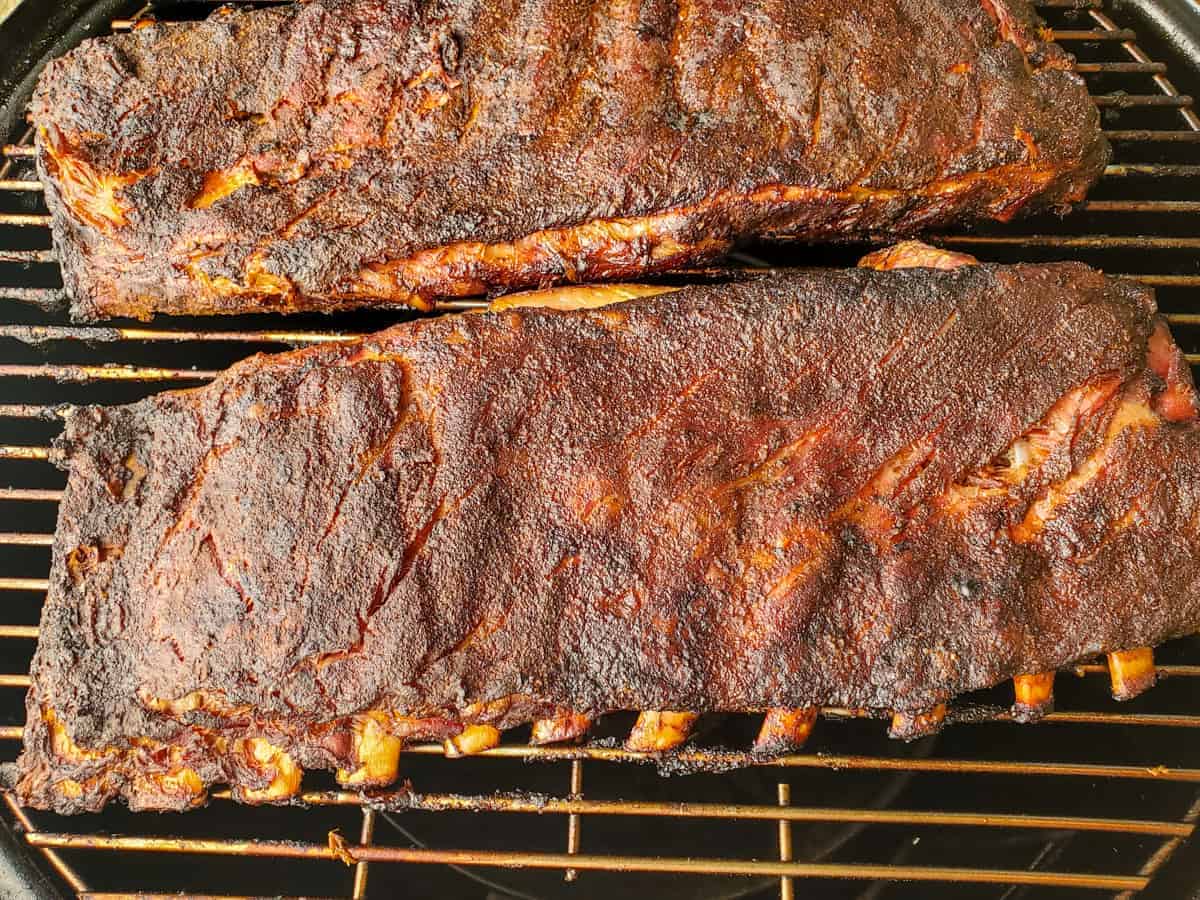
858, 240, 979, 271
1148, 321, 1199, 423
130, 766, 206, 810
350, 216, 723, 312
490, 283, 678, 312
40, 130, 152, 233
835, 436, 937, 546
45, 707, 116, 764
141, 688, 251, 719
190, 158, 261, 209
1011, 396, 1159, 544
936, 378, 1121, 525
183, 249, 295, 302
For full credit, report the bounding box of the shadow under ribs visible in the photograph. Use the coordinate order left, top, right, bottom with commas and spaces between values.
29, 0, 1107, 320
13, 246, 1200, 813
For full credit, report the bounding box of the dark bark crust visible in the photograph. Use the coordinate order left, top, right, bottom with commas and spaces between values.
15, 262, 1200, 811
31, 0, 1108, 320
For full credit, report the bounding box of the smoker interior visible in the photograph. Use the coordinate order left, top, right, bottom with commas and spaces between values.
0, 1, 1197, 897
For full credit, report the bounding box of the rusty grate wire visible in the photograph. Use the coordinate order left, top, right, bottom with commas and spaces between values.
0, 0, 1197, 897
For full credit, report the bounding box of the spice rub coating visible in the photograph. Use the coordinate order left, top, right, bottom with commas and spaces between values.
32, 0, 1107, 320
15, 260, 1200, 811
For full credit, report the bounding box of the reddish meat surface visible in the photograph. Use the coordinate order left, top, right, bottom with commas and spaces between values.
31, 0, 1107, 320
14, 254, 1199, 812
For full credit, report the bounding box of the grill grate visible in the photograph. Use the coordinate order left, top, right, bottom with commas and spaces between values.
0, 1, 1197, 897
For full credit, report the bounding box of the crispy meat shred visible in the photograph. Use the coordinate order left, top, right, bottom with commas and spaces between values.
13, 250, 1200, 812
31, 0, 1108, 320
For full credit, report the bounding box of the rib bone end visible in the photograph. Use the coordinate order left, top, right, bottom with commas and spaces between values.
1108, 648, 1157, 700
336, 714, 402, 787
530, 710, 593, 745
625, 711, 699, 752
1012, 672, 1056, 722
888, 704, 947, 741
754, 707, 818, 754
233, 737, 302, 804
444, 724, 502, 757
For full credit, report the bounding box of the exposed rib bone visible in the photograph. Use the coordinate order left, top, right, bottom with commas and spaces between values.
889, 704, 947, 741
1108, 647, 1157, 700
857, 240, 979, 271
1012, 672, 1056, 722
530, 710, 593, 745
234, 738, 301, 803
443, 724, 502, 757
626, 711, 698, 752
336, 713, 402, 787
754, 707, 818, 753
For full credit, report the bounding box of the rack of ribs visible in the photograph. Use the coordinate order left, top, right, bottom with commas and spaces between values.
31, 0, 1108, 321
12, 244, 1198, 812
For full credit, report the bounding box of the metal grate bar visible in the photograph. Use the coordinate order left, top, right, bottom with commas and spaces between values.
1090, 8, 1200, 130
20, 833, 1151, 890
203, 790, 1200, 836
0, 488, 62, 502
1115, 796, 1200, 900
1, 794, 87, 893
1074, 663, 1200, 676
1104, 130, 1200, 141
0, 405, 69, 421
0, 364, 218, 382
80, 896, 314, 900
1050, 29, 1137, 40
1104, 163, 1200, 176
0, 324, 360, 346
933, 234, 1200, 249
1081, 199, 1200, 211
819, 707, 1200, 728
0, 626, 40, 638
397, 743, 1200, 781
1075, 62, 1166, 73
351, 809, 375, 900
0, 249, 55, 263
777, 783, 795, 900
0, 579, 47, 592
0, 533, 60, 547
0, 533, 51, 546
1130, 277, 1200, 289
564, 760, 584, 881
0, 781, 1139, 846
0, 446, 49, 461
0, 214, 50, 227
1092, 93, 1193, 107
0, 288, 63, 311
